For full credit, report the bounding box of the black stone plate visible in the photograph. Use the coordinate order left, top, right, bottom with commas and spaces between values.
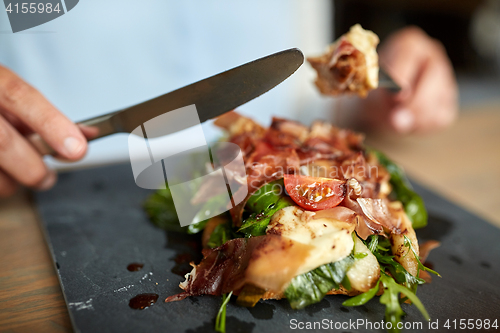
35, 163, 500, 333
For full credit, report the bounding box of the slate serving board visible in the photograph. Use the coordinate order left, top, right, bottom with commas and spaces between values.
35, 163, 500, 333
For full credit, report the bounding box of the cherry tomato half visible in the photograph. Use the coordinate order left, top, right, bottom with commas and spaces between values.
284, 175, 346, 211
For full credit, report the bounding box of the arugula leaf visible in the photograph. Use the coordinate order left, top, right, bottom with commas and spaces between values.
364, 235, 425, 291
379, 273, 407, 333
342, 280, 380, 306
239, 179, 294, 237
403, 194, 427, 229
284, 254, 356, 309
386, 260, 425, 292
366, 233, 380, 253
143, 188, 184, 233
353, 252, 368, 260
239, 197, 294, 237
382, 273, 430, 321
370, 149, 428, 229
346, 235, 437, 332
144, 184, 228, 234
207, 222, 233, 249
403, 235, 441, 277
189, 193, 229, 233
245, 179, 287, 213
344, 273, 429, 333
215, 291, 233, 333
187, 220, 208, 234
379, 273, 430, 333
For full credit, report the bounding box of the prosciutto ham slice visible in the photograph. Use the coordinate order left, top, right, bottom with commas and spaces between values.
165, 235, 313, 302
214, 113, 377, 227
308, 24, 379, 97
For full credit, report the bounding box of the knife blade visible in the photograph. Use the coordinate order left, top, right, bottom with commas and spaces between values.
30, 48, 304, 155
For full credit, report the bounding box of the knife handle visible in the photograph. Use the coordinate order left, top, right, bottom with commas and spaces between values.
27, 112, 121, 157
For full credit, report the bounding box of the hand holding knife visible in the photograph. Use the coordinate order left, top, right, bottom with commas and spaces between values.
28, 48, 305, 156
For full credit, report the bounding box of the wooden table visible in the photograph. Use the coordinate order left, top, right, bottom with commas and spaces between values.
1, 105, 499, 332
367, 104, 500, 228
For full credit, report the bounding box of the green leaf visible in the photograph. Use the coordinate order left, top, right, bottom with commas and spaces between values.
369, 148, 428, 229
366, 234, 380, 253
342, 280, 380, 306
351, 235, 433, 331
385, 261, 425, 291
144, 184, 229, 235
245, 179, 287, 213
284, 270, 338, 310
318, 255, 356, 285
239, 179, 294, 237
379, 274, 406, 333
380, 273, 430, 328
215, 291, 233, 333
403, 236, 441, 278
188, 193, 229, 234
341, 275, 352, 291
207, 222, 233, 249
239, 196, 294, 237
143, 146, 232, 234
342, 272, 430, 331
345, 233, 435, 332
403, 194, 428, 230
353, 252, 368, 260
284, 254, 356, 309
143, 188, 184, 233
364, 235, 426, 291
186, 220, 208, 234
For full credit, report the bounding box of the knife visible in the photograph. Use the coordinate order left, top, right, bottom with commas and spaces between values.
29, 48, 304, 156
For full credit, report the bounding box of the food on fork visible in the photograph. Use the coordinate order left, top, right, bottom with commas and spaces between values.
308, 24, 379, 97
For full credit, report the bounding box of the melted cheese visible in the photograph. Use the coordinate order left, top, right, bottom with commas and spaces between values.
347, 237, 380, 292
344, 24, 379, 89
266, 206, 355, 276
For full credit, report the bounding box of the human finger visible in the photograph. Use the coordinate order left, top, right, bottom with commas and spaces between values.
0, 113, 56, 189
0, 66, 87, 160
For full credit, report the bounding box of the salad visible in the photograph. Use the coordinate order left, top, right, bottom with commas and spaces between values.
144, 112, 439, 333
